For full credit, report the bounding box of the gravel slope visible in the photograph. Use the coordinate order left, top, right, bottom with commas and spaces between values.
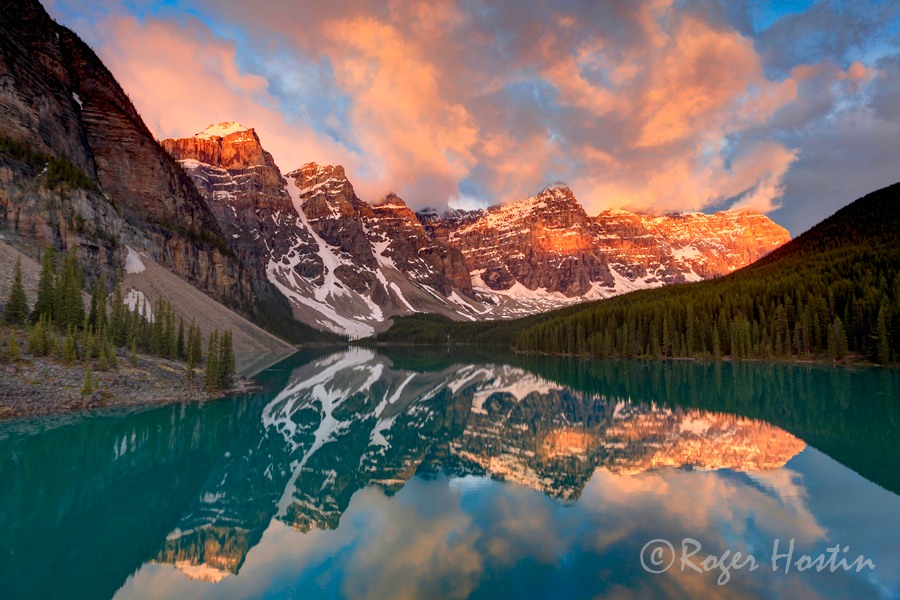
1, 240, 296, 375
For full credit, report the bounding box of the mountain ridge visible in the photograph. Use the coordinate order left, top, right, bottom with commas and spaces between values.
162, 125, 789, 338
376, 180, 900, 366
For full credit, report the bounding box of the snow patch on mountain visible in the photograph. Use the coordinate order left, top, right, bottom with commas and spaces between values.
195, 122, 249, 139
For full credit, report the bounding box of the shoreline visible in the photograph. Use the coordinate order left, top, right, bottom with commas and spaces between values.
0, 338, 264, 422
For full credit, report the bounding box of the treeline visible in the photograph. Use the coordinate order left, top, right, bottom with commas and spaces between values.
2, 248, 236, 393
513, 183, 900, 364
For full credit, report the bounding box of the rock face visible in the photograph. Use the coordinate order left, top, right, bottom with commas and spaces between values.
423, 185, 615, 296
160, 124, 303, 295
421, 184, 792, 302
0, 0, 247, 307
272, 162, 479, 337
366, 196, 473, 296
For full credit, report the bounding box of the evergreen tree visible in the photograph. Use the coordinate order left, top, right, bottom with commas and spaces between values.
31, 247, 56, 322
28, 317, 47, 356
875, 303, 891, 364
177, 317, 185, 360
111, 279, 125, 344
4, 258, 29, 325
62, 326, 77, 364
106, 337, 118, 369
219, 329, 235, 389
88, 273, 107, 332
80, 364, 94, 396
55, 253, 84, 329
205, 330, 220, 393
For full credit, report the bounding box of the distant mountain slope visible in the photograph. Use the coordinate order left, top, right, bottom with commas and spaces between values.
419, 184, 789, 299
378, 182, 900, 364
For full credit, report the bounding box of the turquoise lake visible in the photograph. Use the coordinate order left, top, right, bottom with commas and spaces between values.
1, 348, 898, 599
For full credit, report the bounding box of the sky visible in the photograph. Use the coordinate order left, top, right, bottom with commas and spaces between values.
46, 0, 900, 235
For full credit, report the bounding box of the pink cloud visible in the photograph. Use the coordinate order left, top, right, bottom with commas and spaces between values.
82, 1, 878, 220
92, 15, 350, 179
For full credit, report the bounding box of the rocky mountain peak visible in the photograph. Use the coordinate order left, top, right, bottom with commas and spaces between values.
161, 124, 271, 172
290, 162, 347, 190
0, 0, 246, 307
371, 193, 416, 221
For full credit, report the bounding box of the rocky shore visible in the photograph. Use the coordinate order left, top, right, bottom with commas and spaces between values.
0, 327, 259, 420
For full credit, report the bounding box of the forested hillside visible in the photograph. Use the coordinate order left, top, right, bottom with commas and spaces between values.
378, 182, 900, 364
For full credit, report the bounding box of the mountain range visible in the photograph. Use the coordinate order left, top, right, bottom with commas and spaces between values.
0, 0, 790, 347
160, 122, 788, 338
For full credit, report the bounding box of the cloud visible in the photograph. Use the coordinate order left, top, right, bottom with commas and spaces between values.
57, 0, 900, 233
89, 15, 351, 179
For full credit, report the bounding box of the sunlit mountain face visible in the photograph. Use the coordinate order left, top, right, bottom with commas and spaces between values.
3, 349, 895, 599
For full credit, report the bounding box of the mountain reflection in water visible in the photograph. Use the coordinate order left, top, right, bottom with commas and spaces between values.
0, 348, 897, 600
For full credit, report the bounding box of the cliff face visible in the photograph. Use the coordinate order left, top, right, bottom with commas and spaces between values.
160, 124, 300, 292
420, 185, 791, 300
423, 185, 615, 296
365, 197, 472, 296
0, 0, 247, 306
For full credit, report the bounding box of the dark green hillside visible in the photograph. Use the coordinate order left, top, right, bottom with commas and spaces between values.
378, 182, 900, 363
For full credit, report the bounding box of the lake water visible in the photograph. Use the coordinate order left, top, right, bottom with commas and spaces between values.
1, 348, 898, 599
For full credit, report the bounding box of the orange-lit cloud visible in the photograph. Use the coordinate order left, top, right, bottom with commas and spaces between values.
64, 0, 895, 231
92, 16, 350, 178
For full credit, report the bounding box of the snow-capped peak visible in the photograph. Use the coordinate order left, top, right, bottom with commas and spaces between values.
195, 121, 250, 139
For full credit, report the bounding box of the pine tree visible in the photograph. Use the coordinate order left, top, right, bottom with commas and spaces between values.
111, 279, 125, 344
219, 329, 235, 389
88, 278, 101, 330
106, 337, 118, 369
80, 364, 94, 396
28, 317, 47, 356
186, 323, 197, 381
177, 317, 185, 360
31, 247, 56, 322
87, 273, 107, 332
875, 303, 891, 364
55, 253, 84, 329
4, 257, 29, 325
829, 317, 848, 360
62, 326, 77, 364
205, 330, 220, 393
165, 305, 176, 359
97, 341, 109, 371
